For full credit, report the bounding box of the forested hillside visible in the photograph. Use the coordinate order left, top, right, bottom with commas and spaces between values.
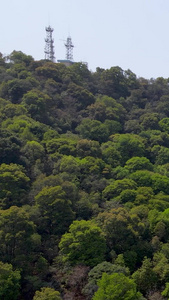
1, 50, 169, 299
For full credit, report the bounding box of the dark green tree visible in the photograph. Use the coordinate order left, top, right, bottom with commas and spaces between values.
0, 163, 30, 208
0, 206, 37, 268
132, 257, 157, 295
35, 186, 75, 236
0, 261, 21, 300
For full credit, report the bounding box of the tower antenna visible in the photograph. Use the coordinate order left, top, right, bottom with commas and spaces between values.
44, 26, 55, 62
65, 36, 74, 61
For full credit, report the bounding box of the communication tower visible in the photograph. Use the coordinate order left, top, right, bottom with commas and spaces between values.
65, 36, 74, 61
44, 26, 55, 62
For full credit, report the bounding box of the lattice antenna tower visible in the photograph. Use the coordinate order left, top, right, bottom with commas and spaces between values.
65, 36, 74, 60
44, 26, 55, 62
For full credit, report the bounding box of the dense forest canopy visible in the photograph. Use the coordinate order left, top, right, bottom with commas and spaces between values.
1, 50, 169, 299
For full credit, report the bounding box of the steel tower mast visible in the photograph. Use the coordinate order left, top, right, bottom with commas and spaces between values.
65, 36, 74, 60
44, 26, 55, 62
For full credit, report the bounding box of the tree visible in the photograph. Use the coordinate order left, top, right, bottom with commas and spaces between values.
21, 141, 45, 165
96, 207, 137, 253
0, 78, 35, 103
157, 95, 169, 117
132, 257, 157, 295
0, 53, 6, 68
76, 139, 101, 158
112, 134, 146, 165
0, 129, 22, 164
45, 137, 77, 156
59, 154, 78, 171
92, 273, 143, 300
33, 287, 61, 300
151, 173, 169, 194
125, 157, 153, 173
0, 163, 30, 208
1, 115, 47, 142
76, 118, 109, 143
98, 66, 130, 99
69, 62, 92, 86
87, 95, 126, 122
22, 89, 51, 123
140, 113, 160, 130
0, 261, 21, 300
119, 189, 137, 204
66, 82, 95, 110
35, 61, 63, 82
102, 178, 137, 200
101, 141, 122, 167
83, 261, 129, 299
9, 50, 34, 66
159, 118, 169, 133
0, 206, 37, 267
35, 186, 75, 236
134, 187, 154, 205
153, 252, 169, 283
162, 282, 169, 299
1, 103, 28, 119
59, 220, 106, 267
130, 170, 152, 187
154, 146, 169, 165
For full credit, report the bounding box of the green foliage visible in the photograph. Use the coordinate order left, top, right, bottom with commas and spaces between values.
119, 189, 137, 204
9, 50, 34, 66
0, 103, 28, 119
76, 139, 101, 158
162, 282, 169, 298
0, 77, 36, 103
22, 89, 51, 123
135, 187, 154, 205
83, 261, 129, 299
0, 206, 36, 266
154, 146, 169, 165
0, 163, 30, 208
140, 113, 160, 130
98, 66, 130, 99
159, 118, 169, 133
102, 178, 137, 200
101, 141, 122, 167
92, 273, 142, 300
33, 287, 61, 300
0, 261, 21, 300
1, 115, 47, 141
59, 155, 80, 174
0, 129, 22, 164
3, 51, 169, 299
112, 134, 146, 165
66, 82, 95, 109
59, 220, 106, 267
88, 95, 126, 122
21, 141, 45, 164
151, 173, 169, 194
153, 252, 169, 282
35, 186, 75, 235
97, 207, 137, 253
46, 137, 77, 155
132, 257, 157, 294
35, 62, 63, 81
125, 156, 153, 172
76, 118, 110, 142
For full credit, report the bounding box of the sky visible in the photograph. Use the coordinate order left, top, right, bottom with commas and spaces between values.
1, 0, 169, 79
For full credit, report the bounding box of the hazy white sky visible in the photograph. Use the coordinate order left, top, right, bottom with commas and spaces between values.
1, 0, 169, 79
